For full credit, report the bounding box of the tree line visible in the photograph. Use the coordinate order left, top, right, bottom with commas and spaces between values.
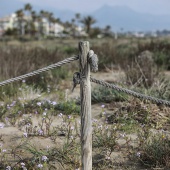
4, 3, 112, 38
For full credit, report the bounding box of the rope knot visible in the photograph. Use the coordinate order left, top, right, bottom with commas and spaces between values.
88, 50, 98, 72
72, 72, 80, 92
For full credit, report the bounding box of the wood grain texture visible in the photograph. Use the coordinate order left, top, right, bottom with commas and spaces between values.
79, 41, 92, 170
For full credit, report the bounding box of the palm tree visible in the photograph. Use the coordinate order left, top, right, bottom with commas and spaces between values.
40, 10, 52, 35
55, 18, 62, 24
75, 13, 80, 20
40, 10, 45, 16
16, 9, 25, 35
31, 11, 37, 22
81, 16, 96, 34
71, 18, 76, 37
47, 12, 54, 35
31, 11, 37, 35
24, 3, 32, 34
75, 13, 81, 26
39, 10, 46, 35
24, 3, 32, 14
104, 25, 112, 36
64, 21, 72, 28
37, 14, 44, 36
105, 25, 111, 32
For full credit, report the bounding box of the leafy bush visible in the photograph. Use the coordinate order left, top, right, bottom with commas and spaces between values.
125, 50, 158, 87
92, 86, 128, 103
55, 101, 80, 115
137, 40, 170, 70
136, 131, 170, 168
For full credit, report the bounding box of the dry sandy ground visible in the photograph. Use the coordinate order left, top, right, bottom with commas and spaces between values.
1, 70, 125, 139
1, 70, 163, 169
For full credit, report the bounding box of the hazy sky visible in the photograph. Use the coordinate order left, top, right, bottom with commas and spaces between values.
19, 0, 170, 15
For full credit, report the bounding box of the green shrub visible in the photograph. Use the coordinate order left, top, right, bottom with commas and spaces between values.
137, 40, 170, 70
125, 51, 158, 87
92, 86, 128, 103
56, 101, 80, 115
136, 132, 170, 168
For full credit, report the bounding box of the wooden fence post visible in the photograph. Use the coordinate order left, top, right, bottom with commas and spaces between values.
79, 41, 92, 170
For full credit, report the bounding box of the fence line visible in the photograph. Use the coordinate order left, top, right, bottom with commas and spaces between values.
0, 55, 78, 87
90, 77, 170, 107
1, 41, 170, 170
1, 53, 169, 108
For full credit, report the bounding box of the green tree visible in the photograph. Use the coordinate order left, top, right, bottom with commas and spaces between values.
31, 11, 37, 35
39, 10, 46, 35
24, 3, 32, 34
75, 13, 81, 25
24, 3, 32, 14
90, 27, 101, 38
15, 9, 25, 35
47, 12, 54, 35
71, 18, 76, 37
75, 13, 80, 20
104, 25, 112, 37
81, 16, 96, 34
5, 28, 17, 36
40, 11, 54, 35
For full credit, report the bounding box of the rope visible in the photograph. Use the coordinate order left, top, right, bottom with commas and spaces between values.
0, 56, 79, 87
72, 72, 80, 92
90, 77, 170, 107
88, 50, 98, 72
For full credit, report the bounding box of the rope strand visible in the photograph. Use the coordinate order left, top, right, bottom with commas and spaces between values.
1, 54, 170, 107
90, 77, 170, 107
0, 56, 78, 87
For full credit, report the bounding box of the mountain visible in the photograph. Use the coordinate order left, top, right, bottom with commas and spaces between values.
1, 1, 170, 31
92, 5, 170, 31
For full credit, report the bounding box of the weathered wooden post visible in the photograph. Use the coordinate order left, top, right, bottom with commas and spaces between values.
79, 41, 92, 170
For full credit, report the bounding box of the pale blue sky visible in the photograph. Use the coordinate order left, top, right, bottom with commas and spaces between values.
19, 0, 170, 15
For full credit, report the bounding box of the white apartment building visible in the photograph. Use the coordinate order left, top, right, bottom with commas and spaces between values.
0, 13, 64, 36
0, 14, 17, 35
49, 22, 64, 36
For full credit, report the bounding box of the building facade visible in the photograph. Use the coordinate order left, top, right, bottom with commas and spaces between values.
0, 13, 64, 36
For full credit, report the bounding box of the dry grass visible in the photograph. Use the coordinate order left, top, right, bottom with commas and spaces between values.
0, 38, 170, 169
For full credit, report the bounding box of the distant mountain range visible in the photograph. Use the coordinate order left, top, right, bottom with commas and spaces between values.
92, 5, 170, 31
1, 0, 170, 31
